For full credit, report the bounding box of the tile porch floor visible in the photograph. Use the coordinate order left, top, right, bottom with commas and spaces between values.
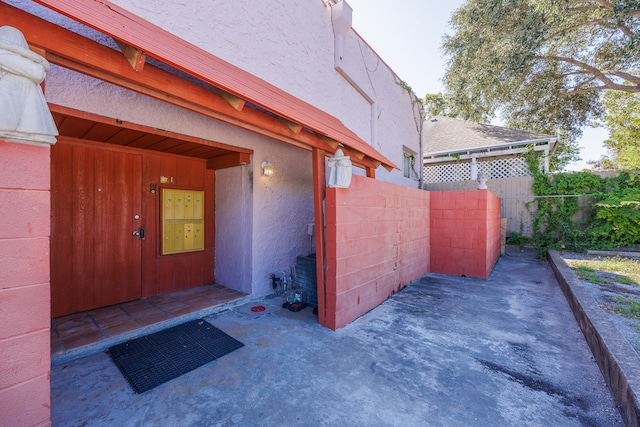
51, 283, 248, 363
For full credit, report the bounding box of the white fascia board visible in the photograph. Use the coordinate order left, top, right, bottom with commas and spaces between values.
423, 141, 553, 164
423, 138, 555, 159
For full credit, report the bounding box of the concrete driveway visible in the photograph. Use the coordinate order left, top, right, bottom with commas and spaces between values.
51, 254, 623, 426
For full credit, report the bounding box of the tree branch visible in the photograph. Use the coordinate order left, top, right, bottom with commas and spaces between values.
542, 54, 614, 80
568, 0, 640, 19
617, 23, 635, 37
563, 84, 640, 95
547, 16, 635, 42
608, 70, 640, 85
537, 55, 640, 93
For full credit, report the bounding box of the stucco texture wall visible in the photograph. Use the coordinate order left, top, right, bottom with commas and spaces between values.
215, 139, 315, 298
430, 190, 501, 280
0, 141, 51, 426
325, 175, 430, 330
17, 0, 425, 293
96, 0, 422, 185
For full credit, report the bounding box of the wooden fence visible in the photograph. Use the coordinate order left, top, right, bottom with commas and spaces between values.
425, 172, 618, 239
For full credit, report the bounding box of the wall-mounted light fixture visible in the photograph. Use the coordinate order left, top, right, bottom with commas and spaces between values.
261, 161, 274, 176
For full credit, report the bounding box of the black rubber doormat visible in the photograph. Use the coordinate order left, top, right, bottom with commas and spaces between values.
106, 319, 243, 394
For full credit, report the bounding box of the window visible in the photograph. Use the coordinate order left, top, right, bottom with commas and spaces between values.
403, 151, 415, 179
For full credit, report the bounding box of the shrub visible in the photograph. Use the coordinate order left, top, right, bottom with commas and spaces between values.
589, 189, 640, 248
525, 151, 639, 253
588, 173, 640, 248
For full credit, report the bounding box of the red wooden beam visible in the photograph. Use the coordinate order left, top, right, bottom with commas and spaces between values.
206, 153, 251, 170
1, 3, 339, 156
31, 0, 397, 172
312, 148, 327, 327
366, 167, 376, 179
114, 39, 146, 72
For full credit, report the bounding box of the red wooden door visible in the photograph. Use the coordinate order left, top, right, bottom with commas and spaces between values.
51, 140, 143, 317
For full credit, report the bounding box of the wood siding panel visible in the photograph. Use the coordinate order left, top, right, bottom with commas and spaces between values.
51, 141, 142, 316
141, 153, 161, 297
50, 142, 74, 317
52, 139, 214, 316
141, 152, 212, 295
205, 169, 215, 283
70, 145, 96, 312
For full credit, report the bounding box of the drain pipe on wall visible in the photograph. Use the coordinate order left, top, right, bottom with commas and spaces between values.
418, 104, 426, 189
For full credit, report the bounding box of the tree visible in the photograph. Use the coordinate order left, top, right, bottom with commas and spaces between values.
601, 91, 640, 169
442, 0, 640, 170
587, 155, 617, 170
422, 93, 448, 118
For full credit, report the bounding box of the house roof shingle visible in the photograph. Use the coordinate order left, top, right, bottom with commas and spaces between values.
424, 116, 555, 155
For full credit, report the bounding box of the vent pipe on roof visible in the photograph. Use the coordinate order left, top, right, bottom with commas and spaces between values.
331, 1, 352, 67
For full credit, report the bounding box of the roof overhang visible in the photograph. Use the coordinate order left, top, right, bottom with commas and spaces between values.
423, 138, 557, 164
50, 104, 253, 170
2, 0, 396, 173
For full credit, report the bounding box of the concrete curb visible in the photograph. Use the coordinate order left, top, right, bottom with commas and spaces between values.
587, 250, 640, 259
549, 250, 640, 427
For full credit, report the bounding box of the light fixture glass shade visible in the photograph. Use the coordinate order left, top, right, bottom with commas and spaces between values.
261, 161, 274, 176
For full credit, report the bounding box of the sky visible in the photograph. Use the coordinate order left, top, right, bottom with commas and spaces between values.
345, 0, 608, 171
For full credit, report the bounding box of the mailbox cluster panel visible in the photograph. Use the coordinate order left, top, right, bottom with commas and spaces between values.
162, 189, 204, 255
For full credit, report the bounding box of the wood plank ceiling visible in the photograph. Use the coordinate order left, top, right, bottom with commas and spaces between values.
50, 104, 252, 170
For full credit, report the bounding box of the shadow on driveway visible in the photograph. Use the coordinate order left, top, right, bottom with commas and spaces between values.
52, 255, 623, 426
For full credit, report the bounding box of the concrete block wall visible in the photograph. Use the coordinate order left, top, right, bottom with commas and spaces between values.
430, 190, 501, 279
0, 141, 51, 426
485, 193, 502, 274
325, 175, 430, 330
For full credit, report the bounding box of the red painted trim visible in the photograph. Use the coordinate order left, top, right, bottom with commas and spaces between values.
30, 0, 397, 171
312, 148, 327, 327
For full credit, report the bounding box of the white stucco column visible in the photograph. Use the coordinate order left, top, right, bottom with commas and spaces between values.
0, 25, 58, 146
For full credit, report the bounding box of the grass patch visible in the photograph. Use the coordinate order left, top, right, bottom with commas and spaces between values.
574, 266, 610, 284
566, 256, 640, 286
613, 296, 640, 319
617, 275, 638, 286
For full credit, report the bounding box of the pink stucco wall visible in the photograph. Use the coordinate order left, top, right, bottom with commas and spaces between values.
325, 175, 430, 330
0, 140, 51, 426
430, 190, 501, 279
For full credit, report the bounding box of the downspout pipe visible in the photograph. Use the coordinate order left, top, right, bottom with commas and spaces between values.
418, 104, 426, 189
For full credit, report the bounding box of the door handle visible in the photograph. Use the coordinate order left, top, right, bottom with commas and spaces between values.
132, 227, 145, 240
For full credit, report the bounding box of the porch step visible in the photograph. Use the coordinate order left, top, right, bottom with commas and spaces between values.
51, 293, 251, 365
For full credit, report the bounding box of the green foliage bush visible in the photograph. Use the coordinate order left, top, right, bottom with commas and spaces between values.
588, 173, 640, 248
525, 151, 639, 254
506, 231, 529, 248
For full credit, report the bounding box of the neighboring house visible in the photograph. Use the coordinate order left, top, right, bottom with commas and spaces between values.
1, 2, 501, 424
423, 116, 557, 236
